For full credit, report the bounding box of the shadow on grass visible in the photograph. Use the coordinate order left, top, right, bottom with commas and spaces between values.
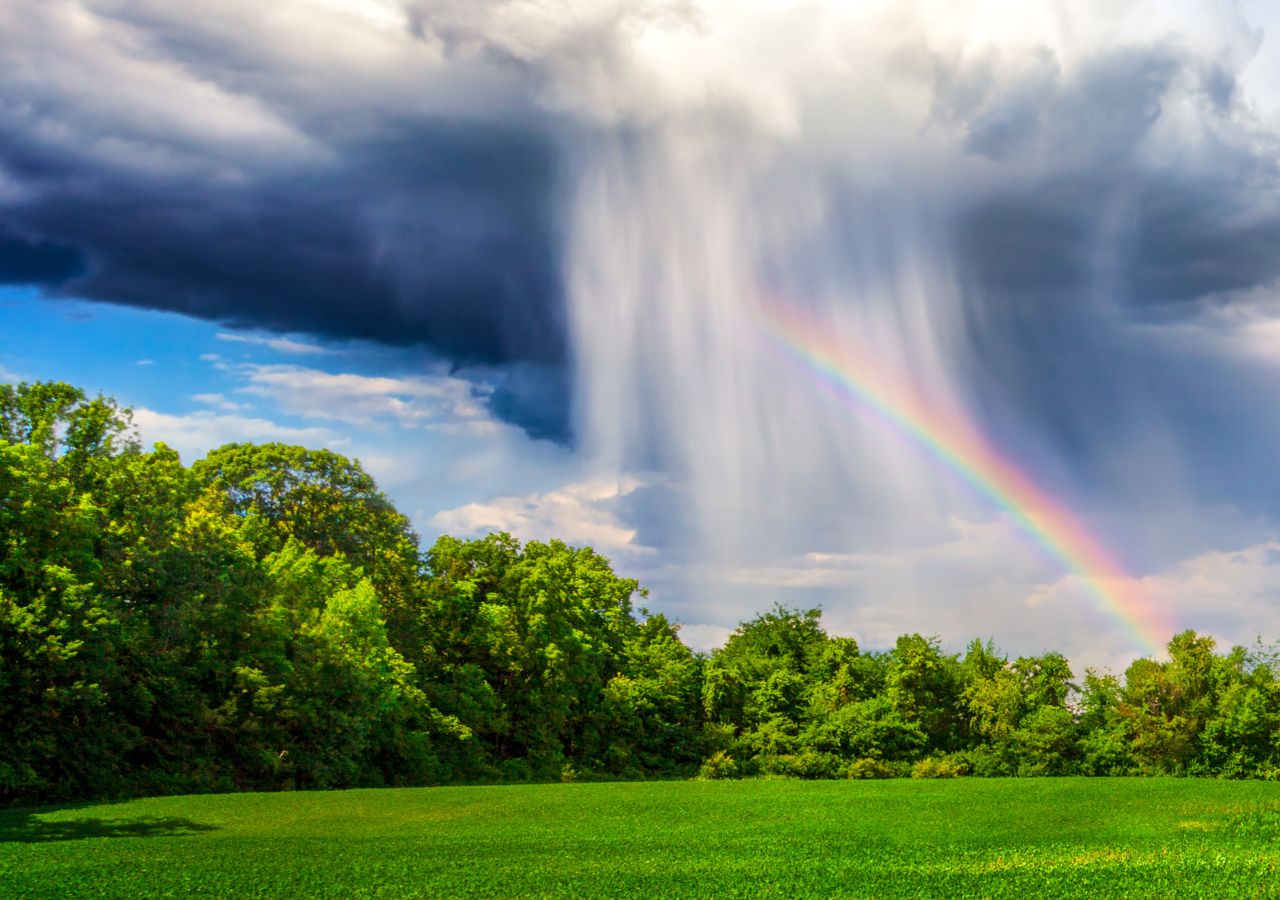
0, 807, 218, 843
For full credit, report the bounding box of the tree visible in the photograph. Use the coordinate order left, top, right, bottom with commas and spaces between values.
192, 442, 428, 660
420, 534, 657, 779
886, 634, 963, 751
704, 606, 828, 727
1077, 670, 1135, 775
0, 385, 135, 801
192, 443, 420, 587
599, 614, 703, 775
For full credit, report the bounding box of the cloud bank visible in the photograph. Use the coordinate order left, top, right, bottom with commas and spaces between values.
2, 2, 1278, 444
7, 1, 1280, 659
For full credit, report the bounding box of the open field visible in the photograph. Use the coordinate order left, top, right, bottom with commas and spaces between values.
3, 778, 1280, 898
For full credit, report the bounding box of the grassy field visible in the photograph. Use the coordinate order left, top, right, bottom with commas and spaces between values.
3, 778, 1280, 898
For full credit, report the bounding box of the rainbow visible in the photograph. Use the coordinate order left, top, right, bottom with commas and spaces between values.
758, 300, 1171, 656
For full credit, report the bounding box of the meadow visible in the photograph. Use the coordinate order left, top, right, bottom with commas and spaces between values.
3, 778, 1280, 898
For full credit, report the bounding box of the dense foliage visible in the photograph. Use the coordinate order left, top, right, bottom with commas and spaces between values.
4, 381, 1280, 805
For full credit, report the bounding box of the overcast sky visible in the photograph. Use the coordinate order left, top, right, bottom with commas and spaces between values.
6, 0, 1280, 671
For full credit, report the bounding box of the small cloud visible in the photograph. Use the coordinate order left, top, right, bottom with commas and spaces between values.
678, 623, 733, 654
59, 304, 95, 322
200, 353, 220, 362
191, 392, 248, 413
430, 477, 649, 553
217, 331, 328, 355
1144, 284, 1280, 369
233, 362, 502, 431
132, 407, 338, 462
136, 358, 154, 366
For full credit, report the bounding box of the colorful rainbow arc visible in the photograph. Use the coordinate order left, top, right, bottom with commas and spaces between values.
758, 302, 1171, 656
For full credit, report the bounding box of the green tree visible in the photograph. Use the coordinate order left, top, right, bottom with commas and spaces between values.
193, 444, 419, 587
599, 614, 704, 775
0, 385, 135, 801
886, 634, 963, 751
421, 534, 654, 779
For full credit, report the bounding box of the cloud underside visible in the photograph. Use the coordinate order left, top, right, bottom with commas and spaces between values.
3, 1, 1280, 446
9, 1, 1280, 666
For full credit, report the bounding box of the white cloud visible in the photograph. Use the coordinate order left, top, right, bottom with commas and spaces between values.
1140, 284, 1280, 370
217, 332, 328, 355
643, 514, 1165, 670
191, 392, 250, 413
230, 362, 504, 432
0, 0, 322, 175
132, 407, 338, 462
1000, 540, 1280, 673
430, 476, 649, 553
677, 623, 733, 654
135, 358, 154, 366
1126, 541, 1280, 647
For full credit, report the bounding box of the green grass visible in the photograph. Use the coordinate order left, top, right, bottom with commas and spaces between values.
4, 778, 1280, 897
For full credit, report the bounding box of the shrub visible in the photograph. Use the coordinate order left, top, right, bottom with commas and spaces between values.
845, 758, 894, 779
962, 746, 1016, 778
698, 751, 740, 780
700, 722, 737, 755
1255, 761, 1280, 782
911, 756, 968, 779
757, 752, 842, 780
789, 751, 842, 780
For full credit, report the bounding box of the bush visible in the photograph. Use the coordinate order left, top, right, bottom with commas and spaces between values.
698, 751, 740, 780
753, 754, 786, 778
789, 751, 843, 780
845, 758, 894, 780
756, 751, 842, 780
911, 756, 968, 779
700, 722, 737, 755
1257, 762, 1280, 782
962, 746, 1015, 778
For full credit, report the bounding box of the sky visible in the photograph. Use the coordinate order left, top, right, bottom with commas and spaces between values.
6, 0, 1280, 671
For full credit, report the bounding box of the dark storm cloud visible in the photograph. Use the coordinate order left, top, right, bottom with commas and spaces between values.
951, 164, 1280, 515
957, 177, 1280, 308
924, 37, 1280, 513
0, 227, 85, 285
2, 2, 1279, 453
1132, 179, 1280, 305
0, 119, 566, 363
952, 157, 1280, 501
956, 184, 1097, 298
0, 0, 572, 438
949, 41, 1280, 305
485, 362, 573, 443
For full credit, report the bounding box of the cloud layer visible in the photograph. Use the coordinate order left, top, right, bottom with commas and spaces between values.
1, 0, 568, 430
7, 1, 1280, 661
3, 2, 1280, 446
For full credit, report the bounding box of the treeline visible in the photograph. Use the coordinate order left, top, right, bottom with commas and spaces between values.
3, 382, 1280, 806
